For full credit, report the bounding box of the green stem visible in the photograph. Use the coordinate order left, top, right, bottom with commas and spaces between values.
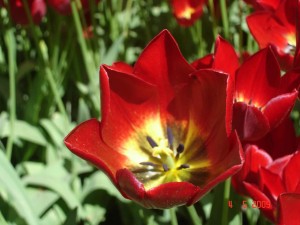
169, 208, 178, 225
208, 0, 218, 38
70, 0, 96, 83
221, 178, 231, 225
4, 29, 16, 161
220, 0, 229, 39
187, 205, 202, 225
123, 0, 133, 36
22, 0, 68, 122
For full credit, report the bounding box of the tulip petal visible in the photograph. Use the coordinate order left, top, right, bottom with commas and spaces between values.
235, 47, 281, 106
278, 193, 300, 225
100, 65, 159, 152
253, 117, 298, 159
191, 54, 214, 69
262, 90, 298, 128
247, 12, 288, 50
232, 145, 272, 195
133, 30, 195, 108
116, 168, 200, 209
233, 102, 270, 141
259, 167, 285, 200
213, 36, 239, 78
64, 119, 131, 184
283, 151, 300, 192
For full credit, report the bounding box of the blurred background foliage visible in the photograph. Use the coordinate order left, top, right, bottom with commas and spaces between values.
0, 0, 290, 224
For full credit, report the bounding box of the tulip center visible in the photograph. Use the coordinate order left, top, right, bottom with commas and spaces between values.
179, 7, 195, 20
127, 121, 211, 190
235, 94, 262, 109
284, 33, 296, 54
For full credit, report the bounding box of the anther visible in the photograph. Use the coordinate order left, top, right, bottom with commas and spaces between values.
162, 163, 169, 172
146, 136, 158, 148
140, 162, 157, 167
178, 164, 190, 169
167, 127, 174, 149
176, 143, 185, 154
248, 99, 252, 105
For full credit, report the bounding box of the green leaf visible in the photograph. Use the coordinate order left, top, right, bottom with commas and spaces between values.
0, 211, 9, 225
102, 35, 124, 65
26, 187, 59, 217
83, 204, 106, 225
23, 173, 80, 209
0, 149, 40, 225
81, 171, 128, 202
1, 120, 47, 146
77, 98, 91, 123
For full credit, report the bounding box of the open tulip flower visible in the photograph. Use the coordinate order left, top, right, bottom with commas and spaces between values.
246, 0, 298, 70
232, 145, 300, 222
170, 0, 207, 26
232, 47, 298, 141
277, 193, 300, 225
192, 37, 298, 142
64, 30, 244, 209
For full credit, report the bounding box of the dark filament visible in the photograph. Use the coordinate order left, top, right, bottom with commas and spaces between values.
162, 164, 169, 172
146, 136, 158, 148
140, 162, 158, 167
167, 127, 174, 149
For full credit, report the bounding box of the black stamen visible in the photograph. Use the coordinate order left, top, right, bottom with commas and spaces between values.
178, 164, 190, 169
248, 99, 252, 105
140, 162, 157, 167
146, 136, 158, 148
176, 143, 185, 154
167, 127, 174, 149
162, 164, 169, 172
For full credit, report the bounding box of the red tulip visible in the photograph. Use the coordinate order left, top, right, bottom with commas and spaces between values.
48, 0, 99, 15
64, 30, 244, 209
192, 38, 298, 142
247, 0, 298, 70
233, 145, 300, 222
251, 117, 299, 159
170, 0, 207, 26
6, 0, 46, 25
243, 0, 281, 11
277, 193, 300, 225
233, 47, 298, 141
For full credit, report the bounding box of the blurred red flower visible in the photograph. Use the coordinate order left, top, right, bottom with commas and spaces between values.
277, 193, 300, 225
48, 0, 99, 15
246, 0, 298, 70
232, 145, 300, 222
170, 0, 207, 26
64, 30, 244, 209
5, 0, 46, 25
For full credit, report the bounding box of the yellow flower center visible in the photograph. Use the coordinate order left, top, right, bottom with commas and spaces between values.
284, 33, 296, 54
123, 117, 211, 190
178, 7, 195, 20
